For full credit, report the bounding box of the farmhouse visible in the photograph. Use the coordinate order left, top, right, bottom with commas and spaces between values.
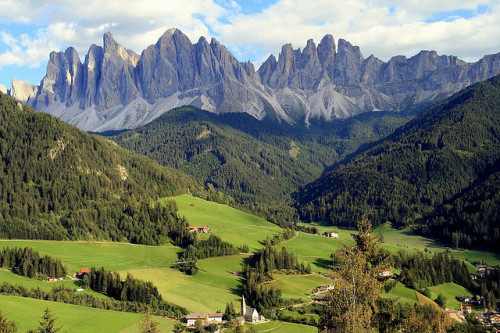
456, 295, 470, 303
322, 231, 339, 238
242, 296, 265, 323
313, 293, 329, 303
378, 269, 392, 277
75, 268, 90, 279
314, 285, 334, 293
188, 225, 210, 233
185, 312, 223, 327
490, 314, 500, 324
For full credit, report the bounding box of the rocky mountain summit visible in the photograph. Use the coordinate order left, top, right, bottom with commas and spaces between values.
9, 28, 500, 132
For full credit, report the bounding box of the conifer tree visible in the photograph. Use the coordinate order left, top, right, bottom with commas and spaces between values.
32, 308, 61, 333
172, 321, 184, 333
138, 310, 159, 333
319, 217, 388, 332
0, 311, 17, 333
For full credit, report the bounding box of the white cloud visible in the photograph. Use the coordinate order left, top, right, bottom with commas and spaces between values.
217, 0, 500, 63
0, 0, 498, 75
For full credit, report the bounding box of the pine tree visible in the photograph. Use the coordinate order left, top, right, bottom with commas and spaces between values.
138, 310, 159, 333
0, 311, 17, 333
32, 308, 61, 333
318, 217, 389, 332
193, 317, 204, 333
172, 321, 184, 333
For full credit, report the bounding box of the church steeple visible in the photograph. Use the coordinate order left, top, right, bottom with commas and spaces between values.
241, 295, 246, 316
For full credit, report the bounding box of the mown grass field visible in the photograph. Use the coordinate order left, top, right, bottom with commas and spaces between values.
263, 273, 332, 300
428, 283, 474, 309
168, 195, 282, 251
380, 282, 419, 304
252, 320, 317, 332
0, 295, 176, 332
276, 232, 353, 273
0, 240, 181, 273
118, 264, 242, 313
0, 269, 107, 299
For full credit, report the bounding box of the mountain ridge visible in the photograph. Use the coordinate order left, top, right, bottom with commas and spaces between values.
7, 28, 500, 132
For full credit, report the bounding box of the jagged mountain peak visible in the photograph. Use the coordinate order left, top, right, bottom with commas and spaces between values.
12, 28, 500, 132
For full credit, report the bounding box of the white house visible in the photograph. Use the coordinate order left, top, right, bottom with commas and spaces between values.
186, 312, 223, 327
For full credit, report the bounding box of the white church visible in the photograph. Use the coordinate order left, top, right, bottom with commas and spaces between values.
241, 295, 265, 323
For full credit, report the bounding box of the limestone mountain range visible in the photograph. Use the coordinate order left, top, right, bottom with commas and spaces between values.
6, 28, 500, 132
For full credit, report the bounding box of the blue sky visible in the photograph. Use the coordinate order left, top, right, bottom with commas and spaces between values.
1, 0, 499, 89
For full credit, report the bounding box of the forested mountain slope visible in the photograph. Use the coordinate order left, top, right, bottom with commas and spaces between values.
0, 92, 194, 244
112, 107, 410, 223
297, 75, 500, 248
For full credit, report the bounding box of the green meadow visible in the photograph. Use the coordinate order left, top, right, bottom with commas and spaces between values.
428, 283, 475, 309
380, 281, 419, 304
253, 320, 317, 333
276, 232, 353, 273
0, 269, 106, 298
0, 240, 181, 273
118, 256, 244, 313
0, 295, 176, 332
263, 273, 332, 299
168, 194, 282, 251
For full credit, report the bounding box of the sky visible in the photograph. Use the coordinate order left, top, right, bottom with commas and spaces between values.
0, 0, 499, 89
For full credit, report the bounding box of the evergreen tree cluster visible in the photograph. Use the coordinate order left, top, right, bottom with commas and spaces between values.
394, 251, 471, 291
181, 234, 248, 261
417, 171, 500, 250
0, 92, 194, 245
477, 267, 500, 311
249, 241, 311, 276
242, 268, 283, 313
267, 229, 296, 246
87, 267, 181, 315
0, 247, 65, 279
297, 75, 500, 250
241, 240, 311, 313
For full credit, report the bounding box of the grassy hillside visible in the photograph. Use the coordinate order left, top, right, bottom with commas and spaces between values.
168, 194, 282, 251
119, 259, 242, 313
0, 240, 181, 272
0, 295, 175, 332
253, 320, 317, 332
0, 92, 194, 245
263, 273, 332, 299
380, 282, 419, 304
428, 283, 474, 309
297, 74, 500, 250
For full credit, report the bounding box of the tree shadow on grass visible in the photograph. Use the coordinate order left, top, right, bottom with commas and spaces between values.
229, 278, 245, 297
313, 258, 333, 271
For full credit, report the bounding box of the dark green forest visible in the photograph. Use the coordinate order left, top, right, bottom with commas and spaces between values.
0, 247, 66, 279
297, 75, 500, 249
0, 92, 195, 244
112, 106, 410, 224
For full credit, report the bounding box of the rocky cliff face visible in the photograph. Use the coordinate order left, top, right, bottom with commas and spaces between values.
9, 79, 37, 103
13, 29, 500, 132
